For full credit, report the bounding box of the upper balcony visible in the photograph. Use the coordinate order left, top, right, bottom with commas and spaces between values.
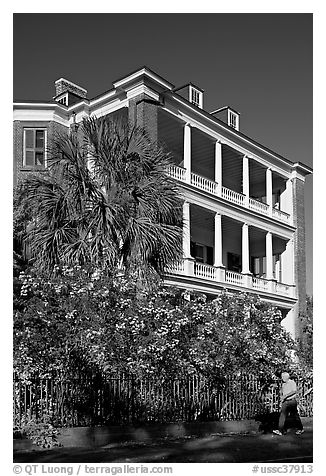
167, 164, 291, 225
158, 109, 293, 226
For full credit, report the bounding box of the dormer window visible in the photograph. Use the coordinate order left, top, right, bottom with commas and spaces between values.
189, 86, 203, 109
228, 110, 239, 130
56, 93, 68, 106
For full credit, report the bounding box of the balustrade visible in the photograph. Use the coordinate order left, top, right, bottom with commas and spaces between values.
275, 282, 293, 296
194, 262, 216, 280
249, 197, 269, 215
252, 276, 269, 291
166, 261, 185, 275
221, 186, 245, 206
166, 259, 295, 299
191, 172, 218, 195
167, 164, 186, 182
225, 270, 244, 286
167, 167, 292, 223
272, 207, 290, 223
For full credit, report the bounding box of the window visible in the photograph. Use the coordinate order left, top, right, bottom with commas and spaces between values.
228, 111, 238, 130
190, 86, 202, 108
56, 94, 68, 106
24, 129, 46, 167
191, 242, 214, 265
227, 252, 242, 272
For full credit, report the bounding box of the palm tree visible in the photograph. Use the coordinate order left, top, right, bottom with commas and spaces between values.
15, 116, 184, 282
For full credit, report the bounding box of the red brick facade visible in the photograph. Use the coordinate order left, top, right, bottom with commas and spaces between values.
13, 120, 69, 185
292, 177, 308, 338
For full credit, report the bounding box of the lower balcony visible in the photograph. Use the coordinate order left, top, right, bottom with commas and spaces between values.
165, 203, 296, 301
167, 259, 296, 298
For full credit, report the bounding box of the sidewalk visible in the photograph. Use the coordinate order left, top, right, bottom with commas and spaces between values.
13, 428, 313, 464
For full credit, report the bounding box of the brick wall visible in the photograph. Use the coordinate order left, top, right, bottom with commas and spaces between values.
292, 177, 308, 338
128, 94, 159, 142
55, 80, 87, 98
13, 120, 69, 185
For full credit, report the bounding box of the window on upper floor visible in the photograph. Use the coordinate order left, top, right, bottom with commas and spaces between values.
56, 93, 68, 106
23, 129, 46, 167
227, 252, 242, 273
190, 86, 203, 109
228, 110, 239, 130
191, 241, 214, 265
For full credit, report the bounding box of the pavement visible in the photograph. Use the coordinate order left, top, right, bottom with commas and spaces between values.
13, 428, 313, 463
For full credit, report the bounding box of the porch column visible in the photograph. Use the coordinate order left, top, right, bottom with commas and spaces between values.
214, 212, 224, 266
265, 231, 274, 280
183, 201, 194, 276
281, 238, 295, 286
266, 167, 273, 215
184, 123, 191, 183
183, 201, 191, 258
241, 223, 250, 274
285, 178, 293, 218
242, 155, 250, 207
215, 140, 222, 195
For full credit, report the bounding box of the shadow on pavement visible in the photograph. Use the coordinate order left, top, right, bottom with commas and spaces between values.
13, 430, 313, 464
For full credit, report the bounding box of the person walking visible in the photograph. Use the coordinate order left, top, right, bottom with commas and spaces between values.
273, 372, 304, 436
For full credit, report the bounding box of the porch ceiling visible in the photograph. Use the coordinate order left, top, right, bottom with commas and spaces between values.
158, 109, 184, 164
190, 203, 214, 230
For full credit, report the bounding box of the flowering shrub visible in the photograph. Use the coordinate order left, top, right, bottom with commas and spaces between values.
16, 409, 61, 448
14, 265, 299, 384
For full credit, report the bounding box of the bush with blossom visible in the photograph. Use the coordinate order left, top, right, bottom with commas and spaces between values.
14, 265, 299, 383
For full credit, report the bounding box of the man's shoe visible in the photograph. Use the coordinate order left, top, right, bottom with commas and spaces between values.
295, 429, 304, 435
273, 430, 283, 436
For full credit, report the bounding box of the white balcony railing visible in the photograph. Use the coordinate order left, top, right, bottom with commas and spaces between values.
272, 207, 290, 224
167, 167, 292, 224
275, 282, 293, 297
221, 186, 245, 206
252, 276, 270, 292
191, 172, 218, 195
225, 270, 244, 286
166, 260, 296, 300
249, 198, 269, 216
167, 164, 186, 182
194, 262, 216, 280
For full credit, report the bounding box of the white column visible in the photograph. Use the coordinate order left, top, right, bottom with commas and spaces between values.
182, 201, 191, 258
281, 238, 295, 285
284, 178, 293, 216
241, 223, 250, 274
183, 201, 194, 276
266, 168, 273, 214
215, 140, 222, 195
274, 258, 280, 283
242, 155, 250, 207
184, 123, 191, 183
214, 213, 223, 267
266, 231, 274, 280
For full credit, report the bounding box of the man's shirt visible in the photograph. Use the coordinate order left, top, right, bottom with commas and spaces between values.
282, 379, 297, 401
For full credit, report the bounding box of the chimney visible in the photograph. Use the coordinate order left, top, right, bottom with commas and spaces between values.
55, 78, 87, 98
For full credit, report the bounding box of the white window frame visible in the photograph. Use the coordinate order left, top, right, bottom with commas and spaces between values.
228, 110, 239, 130
23, 128, 47, 168
56, 93, 68, 106
189, 86, 203, 109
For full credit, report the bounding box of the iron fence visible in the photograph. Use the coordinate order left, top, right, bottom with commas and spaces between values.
13, 373, 313, 428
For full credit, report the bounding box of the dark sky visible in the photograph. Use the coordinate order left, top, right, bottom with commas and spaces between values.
13, 13, 313, 294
